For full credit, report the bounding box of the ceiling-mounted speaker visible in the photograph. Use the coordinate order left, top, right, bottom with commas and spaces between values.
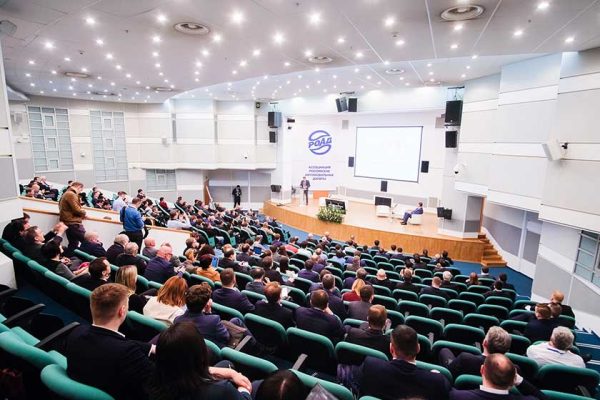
348, 156, 354, 167
380, 180, 388, 192
269, 131, 277, 143
445, 131, 458, 148
348, 98, 357, 112
445, 100, 463, 126
421, 161, 429, 173
335, 97, 348, 112
268, 111, 282, 128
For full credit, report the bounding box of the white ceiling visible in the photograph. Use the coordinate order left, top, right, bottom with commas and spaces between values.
1, 0, 599, 103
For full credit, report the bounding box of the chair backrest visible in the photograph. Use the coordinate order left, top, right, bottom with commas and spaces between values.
443, 323, 485, 347
66, 283, 92, 321
448, 299, 477, 315
430, 307, 463, 326
220, 347, 278, 381
387, 309, 405, 328
0, 331, 59, 370
500, 319, 527, 334
505, 352, 539, 381
463, 313, 500, 332
467, 285, 490, 294
508, 334, 531, 356
293, 277, 314, 293
405, 315, 444, 341
458, 291, 485, 305
241, 290, 266, 304
541, 390, 596, 400
73, 249, 96, 262
558, 315, 576, 329
415, 360, 453, 384
121, 311, 167, 342
431, 340, 482, 361
287, 327, 336, 374
419, 294, 448, 308
393, 289, 419, 302
244, 313, 287, 349
476, 304, 509, 320
398, 300, 430, 317
41, 364, 114, 400
537, 364, 600, 394
485, 295, 513, 309
291, 370, 354, 400
373, 294, 397, 310
189, 273, 215, 288
335, 341, 389, 365
455, 374, 524, 394
371, 284, 392, 297
211, 302, 245, 321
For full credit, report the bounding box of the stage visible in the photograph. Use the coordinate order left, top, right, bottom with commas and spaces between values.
262, 198, 486, 263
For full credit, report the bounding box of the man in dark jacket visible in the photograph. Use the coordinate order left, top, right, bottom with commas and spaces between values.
252, 282, 295, 329
78, 231, 107, 258
345, 305, 391, 358
144, 245, 175, 284
245, 267, 266, 294
115, 242, 147, 275
21, 224, 65, 263
212, 268, 255, 314
106, 234, 129, 265
419, 276, 450, 300
295, 290, 345, 343
348, 285, 374, 321
73, 257, 111, 291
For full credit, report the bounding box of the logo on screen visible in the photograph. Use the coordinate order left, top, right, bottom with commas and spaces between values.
308, 130, 332, 155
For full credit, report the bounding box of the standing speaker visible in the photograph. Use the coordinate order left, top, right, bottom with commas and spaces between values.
270, 185, 281, 193
421, 161, 429, 173
444, 100, 463, 125
335, 97, 348, 112
268, 111, 282, 128
348, 98, 357, 112
348, 156, 354, 167
445, 131, 458, 148
269, 131, 277, 143
380, 181, 388, 192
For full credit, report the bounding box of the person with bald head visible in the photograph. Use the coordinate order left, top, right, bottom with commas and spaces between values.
78, 231, 107, 258
142, 237, 158, 258
144, 244, 176, 284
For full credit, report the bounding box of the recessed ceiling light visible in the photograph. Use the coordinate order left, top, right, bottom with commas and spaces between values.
106, 53, 113, 59
164, 79, 169, 83
145, 86, 150, 90
355, 51, 364, 58
309, 12, 321, 25
405, 82, 410, 86
194, 71, 199, 75
297, 74, 302, 79
28, 60, 35, 65
284, 61, 290, 67
212, 33, 222, 43
44, 41, 54, 49
49, 80, 53, 83
366, 75, 372, 80
152, 51, 159, 57
157, 14, 167, 23
263, 75, 268, 80
240, 60, 247, 67
450, 43, 458, 49
399, 76, 404, 80
97, 76, 102, 80
87, 83, 93, 88
126, 73, 131, 78
273, 32, 285, 44
384, 16, 395, 27
96, 38, 104, 46
466, 65, 471, 69
427, 63, 432, 67
85, 17, 96, 25
377, 81, 382, 85
155, 63, 161, 68
471, 54, 478, 59
354, 68, 359, 73
201, 49, 210, 57
333, 74, 337, 79
304, 49, 313, 57
337, 36, 345, 44
116, 64, 122, 70
286, 80, 291, 85
314, 67, 320, 72
537, 1, 549, 10
252, 49, 261, 57
72, 93, 77, 96
565, 36, 574, 44
152, 35, 161, 43
513, 29, 523, 37
52, 88, 57, 92
454, 23, 463, 31
64, 57, 71, 62
429, 78, 435, 82
29, 82, 35, 87
195, 61, 203, 67
81, 67, 88, 72
159, 72, 164, 76
51, 70, 57, 75
395, 39, 405, 46
429, 71, 434, 76
70, 77, 76, 82
25, 73, 31, 77
461, 73, 467, 78
384, 60, 390, 66
39, 90, 44, 94
110, 82, 115, 86
68, 85, 73, 90
232, 70, 238, 75
231, 10, 244, 24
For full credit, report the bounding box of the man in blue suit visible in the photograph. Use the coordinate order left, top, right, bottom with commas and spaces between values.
144, 245, 175, 284
356, 324, 451, 400
401, 201, 424, 225
295, 290, 346, 343
298, 259, 320, 282
450, 354, 539, 400
212, 268, 255, 314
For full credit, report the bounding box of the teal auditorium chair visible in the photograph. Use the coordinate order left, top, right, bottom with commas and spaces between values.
419, 294, 447, 309
393, 289, 418, 302
291, 370, 353, 400
454, 375, 519, 394
463, 313, 500, 332
220, 347, 278, 381
430, 307, 463, 325
485, 295, 513, 309
335, 341, 389, 365
119, 311, 167, 342
542, 390, 597, 400
244, 314, 287, 353
505, 352, 538, 381
41, 364, 114, 400
448, 299, 477, 315
443, 324, 485, 347
405, 316, 444, 341
287, 327, 337, 375
477, 304, 509, 320
536, 364, 600, 396
398, 300, 430, 317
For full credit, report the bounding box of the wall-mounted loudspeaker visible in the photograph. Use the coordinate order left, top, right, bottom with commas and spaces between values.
270, 185, 282, 193
541, 140, 566, 161
380, 180, 388, 193
445, 131, 458, 148
336, 97, 348, 112
268, 111, 282, 128
348, 156, 355, 167
444, 100, 463, 126
269, 131, 277, 143
348, 98, 357, 112
421, 161, 429, 173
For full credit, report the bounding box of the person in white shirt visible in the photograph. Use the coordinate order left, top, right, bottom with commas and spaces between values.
143, 275, 187, 325
526, 326, 585, 368
112, 191, 128, 212
166, 210, 192, 230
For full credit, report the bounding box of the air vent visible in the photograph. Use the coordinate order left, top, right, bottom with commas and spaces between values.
308, 56, 333, 64
92, 91, 116, 96
424, 81, 441, 87
152, 86, 173, 92
441, 5, 484, 21
173, 22, 210, 35
385, 68, 405, 75
64, 71, 89, 79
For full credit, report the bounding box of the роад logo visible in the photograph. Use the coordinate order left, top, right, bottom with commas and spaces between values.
308, 130, 332, 155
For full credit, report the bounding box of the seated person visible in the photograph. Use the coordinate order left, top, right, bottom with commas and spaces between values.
142, 237, 158, 258
298, 259, 319, 282
73, 257, 111, 291
219, 248, 244, 272
2, 214, 30, 251
370, 269, 395, 291
524, 303, 559, 343
343, 277, 366, 302
22, 224, 65, 263
344, 267, 368, 290
550, 290, 575, 319
478, 266, 495, 280
321, 274, 347, 321
41, 240, 88, 281
143, 276, 187, 325
252, 282, 295, 329
115, 242, 147, 275
195, 254, 221, 282
245, 267, 266, 294
356, 325, 451, 399
440, 271, 461, 292
348, 285, 375, 321
330, 250, 346, 267
254, 370, 309, 400
483, 281, 512, 299
211, 268, 255, 314
262, 256, 283, 284
295, 290, 345, 343
106, 234, 129, 265
419, 276, 450, 300
401, 202, 424, 225
115, 265, 153, 313
78, 231, 107, 258
527, 326, 585, 368
497, 272, 515, 291
144, 245, 176, 284
64, 284, 155, 400
396, 268, 421, 294
174, 283, 230, 347
345, 305, 391, 358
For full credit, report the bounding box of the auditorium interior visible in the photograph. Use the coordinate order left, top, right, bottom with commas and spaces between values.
0, 1, 599, 399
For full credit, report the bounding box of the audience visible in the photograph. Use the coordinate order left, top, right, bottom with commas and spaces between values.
115, 265, 152, 313
78, 231, 107, 257
348, 285, 375, 321
296, 290, 345, 343
262, 256, 283, 284
106, 234, 129, 265
550, 290, 575, 318
211, 268, 255, 314
298, 259, 319, 282
41, 240, 88, 281
115, 242, 147, 275
419, 276, 450, 300
22, 224, 65, 263
74, 257, 111, 291
254, 370, 309, 400
396, 268, 421, 294
343, 276, 366, 302
345, 305, 391, 358
441, 270, 460, 292
142, 237, 158, 258
527, 326, 585, 368
245, 267, 266, 294
252, 282, 295, 329
497, 272, 515, 291
322, 274, 347, 321
370, 269, 395, 290
196, 254, 221, 282
479, 266, 495, 280
523, 303, 559, 343
144, 245, 176, 284
483, 281, 512, 299
143, 276, 187, 325
466, 272, 479, 286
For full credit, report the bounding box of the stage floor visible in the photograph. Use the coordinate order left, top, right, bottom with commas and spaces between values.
263, 197, 486, 262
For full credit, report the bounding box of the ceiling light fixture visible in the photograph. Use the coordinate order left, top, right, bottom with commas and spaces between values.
212, 33, 222, 43
450, 43, 458, 49
454, 23, 464, 31
96, 38, 104, 46
85, 17, 96, 25
28, 60, 35, 65
537, 1, 550, 10
304, 49, 313, 57
106, 53, 113, 59
155, 63, 161, 68
461, 73, 467, 78
337, 36, 345, 44
309, 12, 321, 25
565, 36, 574, 44
239, 60, 247, 67
25, 73, 31, 77
513, 29, 523, 37
395, 39, 405, 46
152, 35, 161, 43
64, 57, 71, 62
384, 16, 395, 27
355, 51, 364, 58
152, 51, 159, 57
81, 67, 88, 72
471, 54, 478, 59
44, 41, 54, 49
51, 70, 57, 75
157, 14, 167, 23
201, 49, 210, 57
273, 32, 285, 44
126, 73, 131, 78
115, 64, 122, 70
97, 76, 102, 80
231, 10, 244, 24
252, 49, 261, 57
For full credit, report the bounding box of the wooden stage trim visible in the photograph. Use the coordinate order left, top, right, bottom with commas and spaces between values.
263, 201, 485, 263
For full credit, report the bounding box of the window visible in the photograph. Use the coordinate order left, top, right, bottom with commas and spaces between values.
146, 169, 177, 191
27, 106, 74, 172
90, 111, 128, 182
574, 231, 600, 287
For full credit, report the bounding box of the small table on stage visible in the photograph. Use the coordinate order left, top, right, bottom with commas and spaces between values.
325, 198, 347, 214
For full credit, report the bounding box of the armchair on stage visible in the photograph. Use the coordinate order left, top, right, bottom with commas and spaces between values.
376, 204, 423, 225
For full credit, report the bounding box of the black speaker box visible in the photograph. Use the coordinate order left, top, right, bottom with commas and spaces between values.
268, 111, 282, 128
269, 131, 277, 143
348, 98, 357, 112
270, 184, 281, 193
445, 131, 458, 148
380, 181, 388, 192
348, 156, 354, 167
421, 161, 429, 173
443, 208, 453, 220
444, 100, 463, 126
335, 97, 348, 112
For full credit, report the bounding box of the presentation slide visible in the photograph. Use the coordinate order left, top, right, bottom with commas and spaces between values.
354, 126, 423, 182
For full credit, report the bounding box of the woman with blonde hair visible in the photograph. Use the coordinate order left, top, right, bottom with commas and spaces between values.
143, 276, 187, 325
116, 265, 156, 313
342, 277, 365, 302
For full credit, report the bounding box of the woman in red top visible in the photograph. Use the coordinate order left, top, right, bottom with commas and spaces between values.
342, 278, 365, 302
